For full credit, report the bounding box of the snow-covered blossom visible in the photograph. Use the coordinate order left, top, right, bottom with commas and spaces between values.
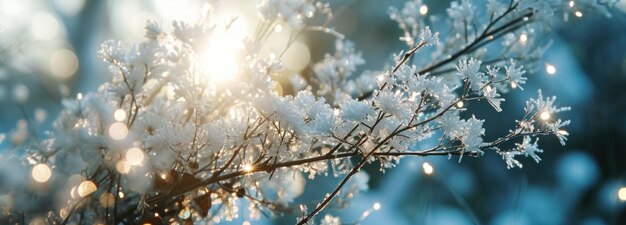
258, 0, 316, 29
505, 60, 527, 90
447, 0, 476, 31
144, 20, 164, 40
483, 85, 505, 112
516, 136, 543, 163
525, 90, 571, 116
388, 0, 427, 46
340, 99, 374, 122
313, 39, 365, 100
456, 58, 486, 91
420, 26, 440, 46
502, 151, 524, 169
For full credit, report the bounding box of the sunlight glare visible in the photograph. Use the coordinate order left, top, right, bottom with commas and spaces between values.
540, 111, 551, 121
618, 187, 626, 201
422, 162, 434, 175
546, 63, 556, 75
201, 14, 250, 84
419, 5, 428, 15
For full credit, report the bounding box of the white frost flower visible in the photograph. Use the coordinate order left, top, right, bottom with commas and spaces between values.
456, 58, 486, 91
483, 85, 505, 112
505, 60, 527, 90
258, 0, 316, 29
419, 26, 440, 46
501, 151, 524, 169
340, 99, 374, 122
447, 0, 475, 22
516, 136, 543, 163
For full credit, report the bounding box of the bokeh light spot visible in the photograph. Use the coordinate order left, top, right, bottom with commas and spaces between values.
32, 163, 52, 183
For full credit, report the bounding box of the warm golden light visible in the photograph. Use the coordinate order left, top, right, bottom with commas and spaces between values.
100, 192, 115, 208
511, 81, 517, 89
49, 49, 79, 79
114, 109, 127, 122
422, 162, 434, 175
456, 101, 464, 108
125, 147, 145, 166
32, 163, 52, 183
419, 5, 428, 15
109, 122, 128, 140
618, 187, 626, 201
116, 160, 132, 174
575, 11, 583, 17
546, 63, 556, 75
242, 164, 253, 172
201, 14, 250, 84
540, 111, 551, 120
281, 41, 311, 72
78, 180, 97, 197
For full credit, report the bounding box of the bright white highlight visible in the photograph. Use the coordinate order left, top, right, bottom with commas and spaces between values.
50, 49, 79, 79
116, 160, 131, 174
546, 64, 556, 75
78, 180, 97, 197
109, 122, 128, 140
540, 111, 551, 120
618, 187, 626, 201
114, 109, 127, 122
242, 164, 253, 172
31, 12, 59, 41
32, 164, 52, 183
575, 11, 583, 17
519, 33, 528, 43
419, 5, 428, 15
373, 202, 381, 210
274, 24, 283, 33
125, 147, 145, 166
422, 162, 434, 175
201, 14, 250, 84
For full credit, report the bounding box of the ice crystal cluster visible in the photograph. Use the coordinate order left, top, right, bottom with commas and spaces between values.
0, 0, 616, 224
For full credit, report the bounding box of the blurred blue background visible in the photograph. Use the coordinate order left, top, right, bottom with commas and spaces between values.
1, 0, 626, 224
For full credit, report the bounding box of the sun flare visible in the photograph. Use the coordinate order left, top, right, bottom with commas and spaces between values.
200, 14, 250, 84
